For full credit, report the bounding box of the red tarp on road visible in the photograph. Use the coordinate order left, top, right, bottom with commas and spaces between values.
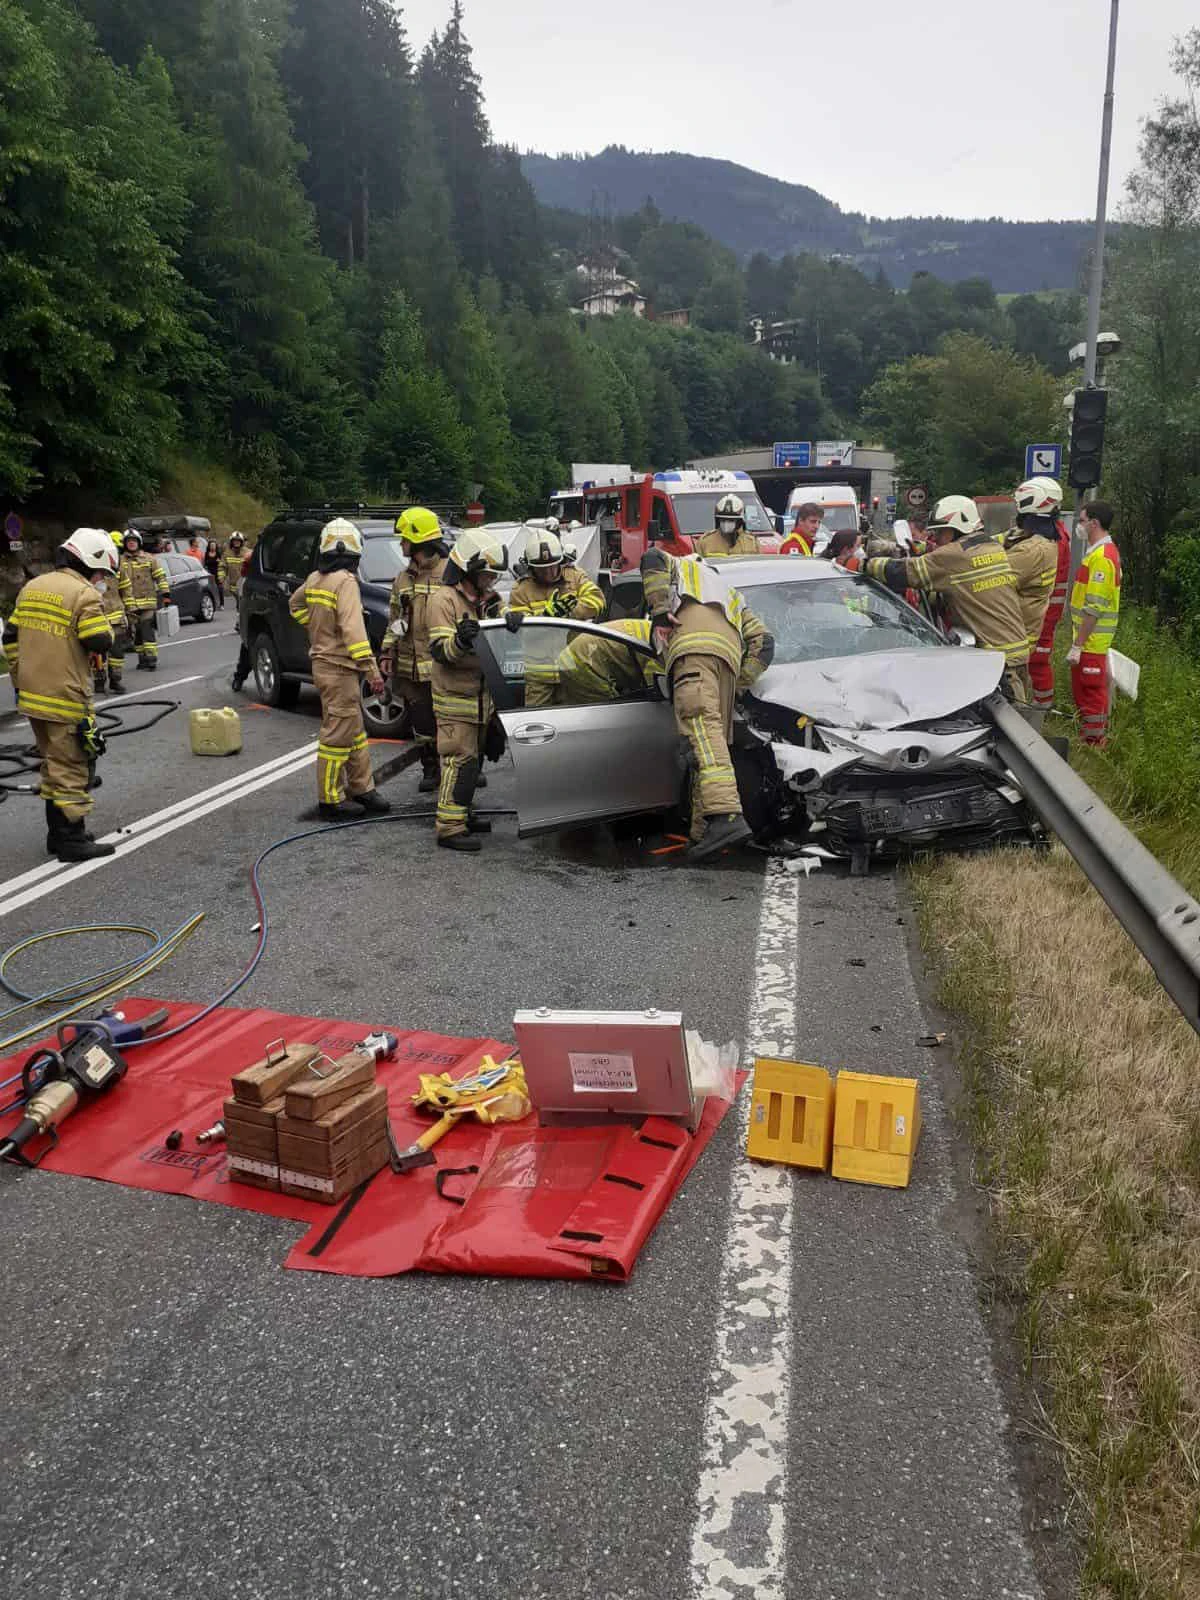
0, 1000, 733, 1280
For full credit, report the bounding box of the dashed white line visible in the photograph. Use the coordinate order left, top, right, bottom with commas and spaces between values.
690, 857, 799, 1600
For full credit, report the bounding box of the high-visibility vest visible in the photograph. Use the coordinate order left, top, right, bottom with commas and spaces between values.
1070, 539, 1121, 655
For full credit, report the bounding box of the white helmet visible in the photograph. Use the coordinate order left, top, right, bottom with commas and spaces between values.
1014, 476, 1063, 517
542, 516, 562, 536
318, 517, 363, 557
448, 528, 507, 580
927, 494, 984, 539
527, 529, 565, 569
63, 527, 119, 576
715, 493, 746, 533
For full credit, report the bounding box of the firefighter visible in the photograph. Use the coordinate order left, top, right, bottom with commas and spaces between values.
1023, 484, 1073, 711
507, 527, 604, 622
1068, 500, 1122, 746
91, 543, 130, 695
533, 619, 658, 706
221, 532, 248, 608
383, 506, 447, 794
1004, 477, 1062, 718
117, 530, 170, 670
427, 529, 507, 852
864, 495, 1032, 702
640, 550, 774, 861
289, 518, 391, 821
695, 494, 759, 557
2, 529, 119, 861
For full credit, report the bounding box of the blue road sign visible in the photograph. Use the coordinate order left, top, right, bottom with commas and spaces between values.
773, 441, 812, 469
1025, 443, 1063, 480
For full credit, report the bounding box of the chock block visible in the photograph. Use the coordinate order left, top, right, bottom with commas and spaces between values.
832, 1071, 921, 1188
746, 1058, 835, 1170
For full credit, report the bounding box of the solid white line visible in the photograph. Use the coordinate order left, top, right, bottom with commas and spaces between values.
3, 675, 209, 734
690, 857, 799, 1600
158, 628, 238, 651
0, 742, 317, 919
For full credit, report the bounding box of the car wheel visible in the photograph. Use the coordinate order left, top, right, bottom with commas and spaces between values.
361, 676, 411, 739
199, 591, 216, 623
252, 632, 300, 709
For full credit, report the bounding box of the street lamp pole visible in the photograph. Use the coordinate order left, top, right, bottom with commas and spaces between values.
1084, 0, 1120, 389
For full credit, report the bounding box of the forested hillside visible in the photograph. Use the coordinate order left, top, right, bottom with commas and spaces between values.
0, 0, 1083, 523
523, 147, 1100, 293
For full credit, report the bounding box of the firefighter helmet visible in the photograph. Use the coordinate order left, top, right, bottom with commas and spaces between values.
395, 506, 442, 546
542, 516, 562, 535
526, 529, 566, 571
228, 530, 245, 548
319, 517, 364, 557
927, 494, 984, 539
63, 527, 119, 576
1014, 476, 1063, 517
715, 493, 746, 535
448, 528, 507, 579
122, 529, 143, 552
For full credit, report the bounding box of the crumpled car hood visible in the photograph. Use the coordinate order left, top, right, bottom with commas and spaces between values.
753, 647, 1005, 731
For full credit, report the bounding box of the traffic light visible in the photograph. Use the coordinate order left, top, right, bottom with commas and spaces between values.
1068, 386, 1108, 490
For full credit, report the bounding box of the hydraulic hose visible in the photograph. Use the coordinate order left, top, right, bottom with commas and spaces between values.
0, 699, 180, 792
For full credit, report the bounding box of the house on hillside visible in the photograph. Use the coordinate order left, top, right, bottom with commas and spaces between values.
749, 315, 804, 363
653, 307, 689, 327
576, 276, 647, 318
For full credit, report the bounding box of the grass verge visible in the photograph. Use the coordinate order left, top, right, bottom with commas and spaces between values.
149, 457, 272, 540
911, 607, 1200, 1595
912, 844, 1200, 1596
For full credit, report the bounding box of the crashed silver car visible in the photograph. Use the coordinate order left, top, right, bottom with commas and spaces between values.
474, 556, 1038, 871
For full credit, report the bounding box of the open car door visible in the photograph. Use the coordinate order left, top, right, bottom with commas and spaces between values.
475, 619, 682, 837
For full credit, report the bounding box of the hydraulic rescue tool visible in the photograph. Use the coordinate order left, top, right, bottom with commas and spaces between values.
0, 1021, 128, 1167
389, 1055, 530, 1173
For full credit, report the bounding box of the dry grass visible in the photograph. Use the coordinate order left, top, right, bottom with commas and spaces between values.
913, 843, 1200, 1598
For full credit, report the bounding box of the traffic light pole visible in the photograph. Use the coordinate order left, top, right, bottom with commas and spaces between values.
1084, 0, 1120, 390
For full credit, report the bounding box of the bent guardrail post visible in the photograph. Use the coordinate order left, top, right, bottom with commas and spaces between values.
987, 694, 1200, 1038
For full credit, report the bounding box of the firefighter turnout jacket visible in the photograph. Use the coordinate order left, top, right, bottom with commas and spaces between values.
1070, 538, 1122, 654
507, 564, 604, 622
289, 567, 377, 674
4, 569, 113, 722
428, 584, 496, 724
389, 559, 447, 683
694, 529, 759, 557
865, 533, 1029, 668
554, 619, 657, 702
660, 558, 774, 691
118, 552, 169, 613
1003, 524, 1059, 649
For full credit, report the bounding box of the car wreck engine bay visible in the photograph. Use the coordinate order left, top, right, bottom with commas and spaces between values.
477, 558, 1043, 872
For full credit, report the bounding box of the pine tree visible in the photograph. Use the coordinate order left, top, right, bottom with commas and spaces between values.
363, 291, 471, 501
417, 2, 490, 278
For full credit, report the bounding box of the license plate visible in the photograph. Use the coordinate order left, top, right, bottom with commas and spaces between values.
863, 794, 970, 834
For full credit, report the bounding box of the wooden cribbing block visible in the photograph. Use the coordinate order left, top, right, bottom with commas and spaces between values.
282, 1051, 377, 1121
230, 1040, 324, 1106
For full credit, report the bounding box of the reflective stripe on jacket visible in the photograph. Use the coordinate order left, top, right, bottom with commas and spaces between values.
1003, 528, 1059, 647
118, 554, 169, 611
289, 567, 377, 673
389, 558, 447, 682
1070, 539, 1121, 655
866, 532, 1030, 665
507, 565, 605, 621
694, 529, 759, 557
427, 582, 494, 725
9, 569, 112, 721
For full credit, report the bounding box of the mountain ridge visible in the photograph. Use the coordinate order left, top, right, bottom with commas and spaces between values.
521, 147, 1096, 293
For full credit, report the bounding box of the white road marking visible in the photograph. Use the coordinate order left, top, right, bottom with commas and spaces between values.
0, 741, 318, 921
158, 628, 238, 651
690, 857, 799, 1600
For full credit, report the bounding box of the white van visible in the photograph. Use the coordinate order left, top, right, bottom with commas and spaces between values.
784, 483, 860, 552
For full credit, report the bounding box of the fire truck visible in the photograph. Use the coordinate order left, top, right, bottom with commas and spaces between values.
579, 469, 780, 613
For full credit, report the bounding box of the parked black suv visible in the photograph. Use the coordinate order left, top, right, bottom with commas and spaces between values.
238, 509, 411, 737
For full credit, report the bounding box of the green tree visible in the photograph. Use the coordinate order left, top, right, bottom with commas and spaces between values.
363, 291, 470, 500
0, 0, 191, 499
417, 1, 490, 279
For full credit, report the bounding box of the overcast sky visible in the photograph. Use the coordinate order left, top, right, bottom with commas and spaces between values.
401, 0, 1193, 220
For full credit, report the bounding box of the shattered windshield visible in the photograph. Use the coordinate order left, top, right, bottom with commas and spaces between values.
745, 574, 944, 664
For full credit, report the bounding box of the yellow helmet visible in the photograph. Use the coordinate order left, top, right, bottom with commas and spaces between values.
109, 529, 123, 547
395, 506, 442, 545
318, 517, 363, 557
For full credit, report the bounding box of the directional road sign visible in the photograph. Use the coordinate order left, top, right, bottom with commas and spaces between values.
773, 441, 812, 469
1025, 443, 1063, 479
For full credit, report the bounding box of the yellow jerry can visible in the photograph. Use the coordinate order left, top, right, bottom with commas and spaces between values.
832, 1071, 922, 1188
189, 706, 243, 756
745, 1058, 835, 1171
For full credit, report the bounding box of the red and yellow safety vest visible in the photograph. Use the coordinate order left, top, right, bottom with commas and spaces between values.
1070, 539, 1121, 655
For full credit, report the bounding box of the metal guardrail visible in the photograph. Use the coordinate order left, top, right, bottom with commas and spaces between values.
987, 695, 1200, 1037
